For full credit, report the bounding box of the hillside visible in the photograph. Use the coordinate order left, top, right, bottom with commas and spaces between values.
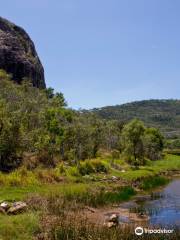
91, 99, 180, 138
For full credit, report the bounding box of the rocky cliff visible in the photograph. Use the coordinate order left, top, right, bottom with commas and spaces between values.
0, 17, 45, 88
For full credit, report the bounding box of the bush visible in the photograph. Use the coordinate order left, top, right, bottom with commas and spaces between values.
111, 149, 120, 160
140, 176, 168, 190
165, 149, 180, 156
79, 160, 108, 176
37, 151, 57, 168
79, 161, 95, 175
56, 163, 66, 174
35, 169, 62, 183
91, 159, 108, 173
67, 166, 80, 177
0, 167, 38, 186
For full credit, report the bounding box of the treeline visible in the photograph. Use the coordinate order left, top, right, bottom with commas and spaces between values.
90, 99, 180, 138
0, 70, 164, 171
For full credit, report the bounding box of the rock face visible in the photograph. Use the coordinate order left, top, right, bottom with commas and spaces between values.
0, 17, 46, 88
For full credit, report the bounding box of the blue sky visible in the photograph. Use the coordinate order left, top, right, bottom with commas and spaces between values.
1, 0, 180, 109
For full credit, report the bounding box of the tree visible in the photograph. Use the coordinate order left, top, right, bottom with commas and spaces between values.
45, 87, 54, 99
0, 69, 165, 171
0, 101, 22, 171
122, 119, 145, 166
143, 128, 164, 160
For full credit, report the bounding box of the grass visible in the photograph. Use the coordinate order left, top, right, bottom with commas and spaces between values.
0, 154, 179, 201
0, 153, 179, 239
40, 208, 180, 240
0, 212, 39, 240
152, 154, 180, 170
59, 185, 135, 207
110, 154, 180, 181
50, 221, 180, 240
140, 176, 169, 190
0, 154, 179, 187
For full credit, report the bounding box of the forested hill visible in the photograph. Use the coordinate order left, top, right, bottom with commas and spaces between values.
90, 99, 180, 138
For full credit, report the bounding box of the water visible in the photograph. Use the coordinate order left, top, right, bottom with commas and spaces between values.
146, 179, 180, 227
121, 179, 180, 228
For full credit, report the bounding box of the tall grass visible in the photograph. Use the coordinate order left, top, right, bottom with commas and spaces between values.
39, 209, 180, 240
140, 176, 169, 190
0, 213, 40, 240
45, 185, 135, 208
52, 224, 180, 240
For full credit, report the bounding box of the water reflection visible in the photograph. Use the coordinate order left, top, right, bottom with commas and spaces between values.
121, 179, 180, 228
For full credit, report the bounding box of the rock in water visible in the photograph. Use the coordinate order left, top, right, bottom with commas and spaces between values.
109, 214, 119, 223
0, 17, 46, 88
104, 213, 119, 228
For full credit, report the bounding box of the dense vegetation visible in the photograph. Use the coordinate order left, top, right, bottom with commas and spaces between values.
0, 152, 180, 240
0, 69, 180, 239
90, 99, 180, 138
0, 70, 164, 172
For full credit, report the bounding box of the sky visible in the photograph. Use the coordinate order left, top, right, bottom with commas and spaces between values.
1, 0, 180, 109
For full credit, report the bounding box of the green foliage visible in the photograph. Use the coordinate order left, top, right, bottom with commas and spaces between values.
95, 186, 135, 204
111, 149, 120, 160
165, 149, 180, 156
122, 119, 164, 165
143, 128, 164, 160
0, 100, 22, 171
79, 159, 108, 176
91, 99, 180, 138
66, 166, 80, 177
0, 70, 166, 173
166, 138, 180, 149
35, 168, 62, 183
0, 73, 80, 170
140, 176, 169, 190
56, 163, 66, 174
0, 167, 38, 186
0, 213, 40, 240
122, 119, 145, 165
90, 159, 108, 173
79, 161, 95, 175
0, 69, 12, 81
48, 185, 135, 207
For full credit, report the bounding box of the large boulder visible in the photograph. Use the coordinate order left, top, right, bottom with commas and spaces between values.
0, 17, 46, 88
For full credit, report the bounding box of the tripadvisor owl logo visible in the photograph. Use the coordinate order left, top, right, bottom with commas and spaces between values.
135, 226, 174, 235
135, 227, 144, 236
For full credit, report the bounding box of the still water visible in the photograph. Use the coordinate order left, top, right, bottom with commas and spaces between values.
147, 179, 180, 227
121, 179, 180, 227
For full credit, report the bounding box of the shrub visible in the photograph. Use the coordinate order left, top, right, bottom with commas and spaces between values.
79, 161, 95, 175
67, 166, 80, 177
56, 163, 66, 175
35, 169, 62, 183
111, 149, 120, 160
37, 151, 57, 168
79, 159, 108, 176
140, 176, 168, 190
91, 159, 108, 173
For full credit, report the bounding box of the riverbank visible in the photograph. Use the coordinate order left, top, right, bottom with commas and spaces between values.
0, 154, 180, 239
